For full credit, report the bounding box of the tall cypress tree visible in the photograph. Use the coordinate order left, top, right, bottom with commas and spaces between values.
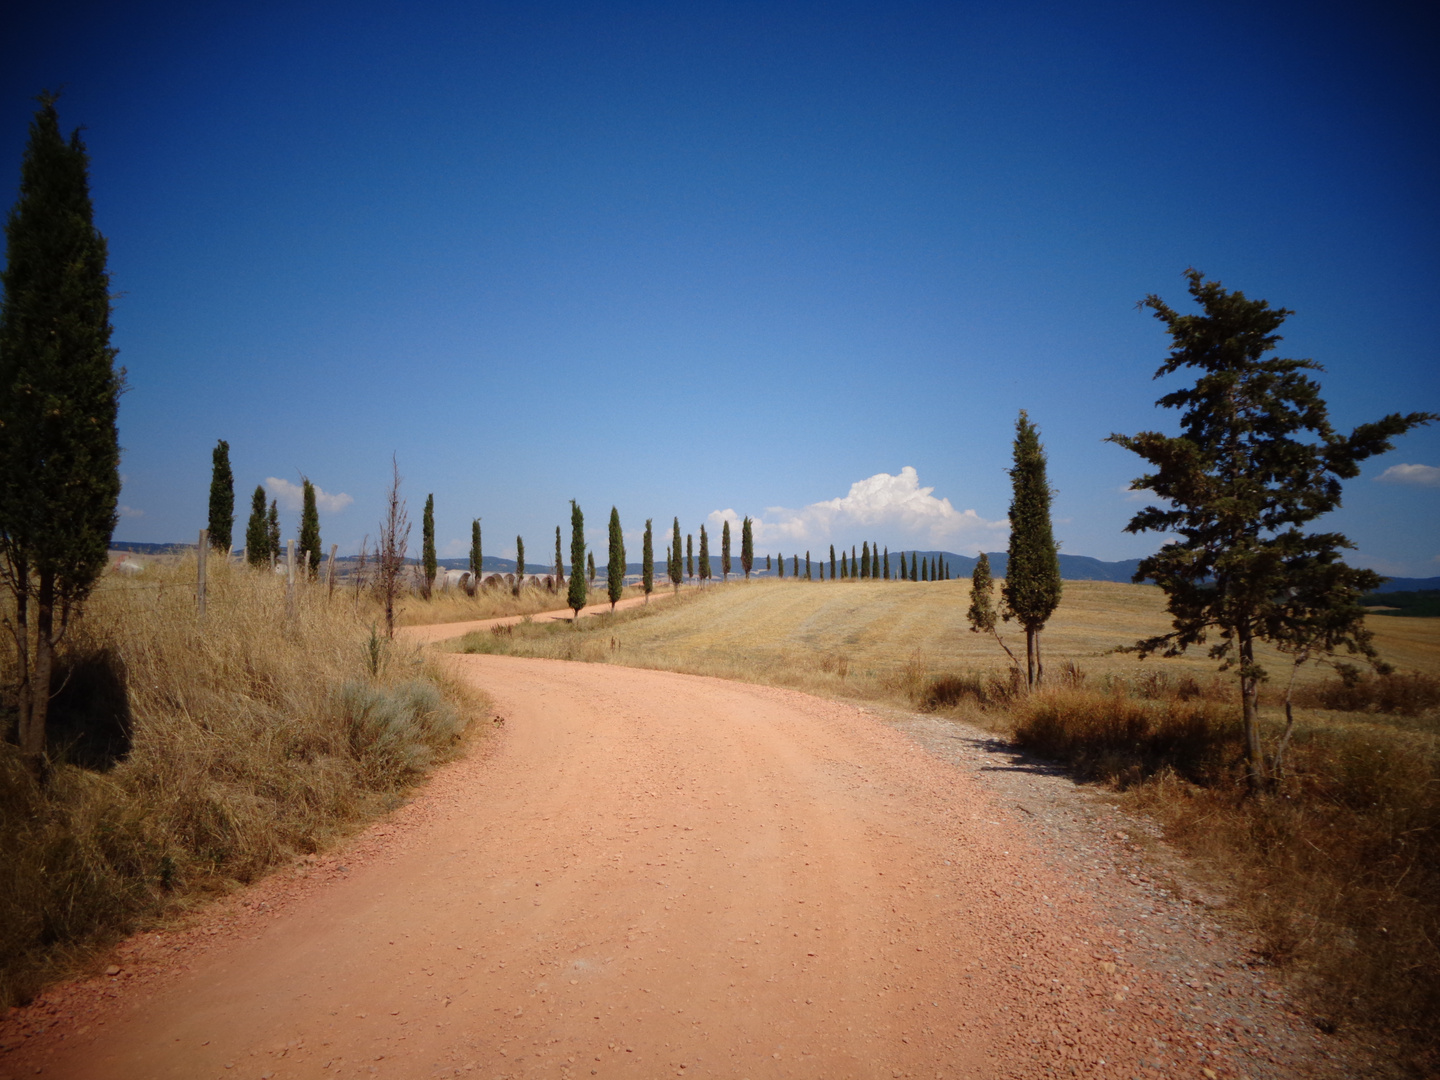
607, 506, 625, 610
766, 554, 771, 572
420, 493, 437, 597
740, 516, 753, 580
554, 525, 565, 587
208, 440, 234, 553
642, 518, 654, 602
872, 544, 880, 579
909, 551, 918, 581
568, 500, 587, 622
777, 551, 784, 578
245, 485, 269, 566
883, 546, 890, 580
721, 520, 731, 582
587, 550, 595, 583
1003, 410, 1062, 687
670, 517, 683, 591
860, 541, 870, 579
829, 544, 836, 579
805, 551, 811, 580
686, 533, 693, 580
0, 94, 123, 768
850, 547, 858, 579
792, 554, 799, 578
267, 499, 281, 563
698, 523, 711, 583
515, 536, 525, 584
300, 477, 322, 579
470, 519, 482, 585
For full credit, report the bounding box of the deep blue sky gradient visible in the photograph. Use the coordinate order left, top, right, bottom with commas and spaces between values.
4, 2, 1437, 572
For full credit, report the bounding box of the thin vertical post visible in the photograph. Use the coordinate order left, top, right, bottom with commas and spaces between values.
197, 528, 209, 622
326, 543, 338, 598
286, 539, 296, 620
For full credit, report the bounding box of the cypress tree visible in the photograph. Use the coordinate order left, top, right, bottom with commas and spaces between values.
642, 518, 654, 602
721, 520, 731, 582
670, 517, 683, 591
267, 500, 281, 564
554, 525, 565, 587
777, 551, 784, 578
208, 440, 234, 553
515, 536, 525, 585
805, 551, 811, 580
740, 516, 754, 580
607, 506, 625, 610
872, 545, 880, 579
850, 547, 858, 579
568, 500, 587, 622
840, 551, 847, 579
470, 519, 482, 584
419, 493, 436, 597
1003, 410, 1062, 688
0, 93, 124, 769
698, 523, 711, 583
829, 544, 836, 579
766, 554, 771, 572
967, 552, 1019, 667
245, 485, 269, 566
860, 541, 870, 579
587, 550, 595, 583
910, 551, 918, 581
300, 477, 322, 579
792, 554, 799, 578
883, 546, 890, 580
686, 534, 693, 580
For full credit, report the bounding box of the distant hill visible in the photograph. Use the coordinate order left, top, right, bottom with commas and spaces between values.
1363, 589, 1440, 617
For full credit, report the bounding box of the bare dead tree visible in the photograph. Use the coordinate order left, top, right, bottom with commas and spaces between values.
376, 456, 410, 639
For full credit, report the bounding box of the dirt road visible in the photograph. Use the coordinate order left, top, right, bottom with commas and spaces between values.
5, 654, 1224, 1080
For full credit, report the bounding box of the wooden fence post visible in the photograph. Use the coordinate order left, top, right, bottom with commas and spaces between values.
326, 544, 338, 598
197, 528, 209, 622
286, 539, 296, 620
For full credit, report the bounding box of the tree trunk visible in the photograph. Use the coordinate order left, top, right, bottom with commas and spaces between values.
20, 569, 57, 777
1035, 630, 1044, 686
1238, 627, 1266, 792
1025, 625, 1037, 688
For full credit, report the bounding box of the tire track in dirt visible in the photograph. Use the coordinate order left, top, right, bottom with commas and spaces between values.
3, 655, 1242, 1079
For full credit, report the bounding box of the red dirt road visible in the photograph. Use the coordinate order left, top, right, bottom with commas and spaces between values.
5, 655, 1211, 1080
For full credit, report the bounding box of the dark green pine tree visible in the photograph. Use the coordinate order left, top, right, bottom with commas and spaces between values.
642, 518, 654, 602
670, 517, 683, 591
0, 94, 124, 767
740, 516, 754, 580
698, 523, 711, 583
607, 506, 625, 610
300, 477, 322, 579
568, 500, 587, 622
686, 533, 694, 580
470, 519, 482, 584
1003, 410, 1062, 688
721, 519, 731, 582
267, 499, 281, 563
245, 485, 269, 566
421, 493, 437, 598
208, 439, 234, 553
883, 546, 890, 580
860, 541, 870, 579
1109, 269, 1434, 787
829, 544, 836, 580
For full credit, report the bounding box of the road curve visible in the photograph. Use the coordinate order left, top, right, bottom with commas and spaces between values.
5, 655, 1193, 1079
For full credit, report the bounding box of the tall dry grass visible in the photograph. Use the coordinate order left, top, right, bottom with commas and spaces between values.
0, 555, 479, 1007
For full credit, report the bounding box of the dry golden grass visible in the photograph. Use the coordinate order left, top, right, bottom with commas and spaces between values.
388, 581, 630, 626
0, 555, 481, 1007
455, 575, 1440, 1064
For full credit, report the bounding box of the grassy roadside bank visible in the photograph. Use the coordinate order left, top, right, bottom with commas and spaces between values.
451, 577, 1440, 1072
0, 557, 483, 1007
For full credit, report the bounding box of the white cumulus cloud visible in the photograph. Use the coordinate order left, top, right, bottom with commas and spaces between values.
264, 477, 355, 514
710, 467, 1007, 550
1375, 463, 1440, 487
117, 505, 144, 518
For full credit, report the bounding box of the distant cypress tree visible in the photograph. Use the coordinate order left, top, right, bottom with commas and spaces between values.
740, 516, 753, 579
777, 552, 784, 578
1003, 410, 1062, 687
300, 478, 322, 579
860, 541, 870, 579
670, 517, 683, 591
208, 440, 234, 553
245, 485, 269, 566
686, 534, 693, 580
909, 551, 918, 581
883, 546, 890, 580
766, 554, 771, 572
554, 525, 565, 587
840, 552, 847, 579
642, 518, 654, 602
871, 545, 880, 579
721, 520, 731, 582
829, 544, 836, 579
698, 523, 711, 583
607, 506, 625, 610
851, 547, 858, 579
419, 493, 437, 596
568, 500, 587, 622
587, 550, 595, 583
792, 554, 799, 578
805, 551, 811, 580
267, 499, 281, 564
470, 519, 482, 584
515, 535, 525, 585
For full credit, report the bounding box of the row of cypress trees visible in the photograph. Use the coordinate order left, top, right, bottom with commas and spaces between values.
206, 440, 328, 579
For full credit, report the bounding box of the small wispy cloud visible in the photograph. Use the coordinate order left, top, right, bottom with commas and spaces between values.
710, 467, 1007, 551
1118, 485, 1158, 503
1375, 463, 1440, 488
117, 505, 144, 518
265, 477, 355, 514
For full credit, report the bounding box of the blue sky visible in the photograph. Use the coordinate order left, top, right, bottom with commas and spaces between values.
4, 1, 1437, 574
